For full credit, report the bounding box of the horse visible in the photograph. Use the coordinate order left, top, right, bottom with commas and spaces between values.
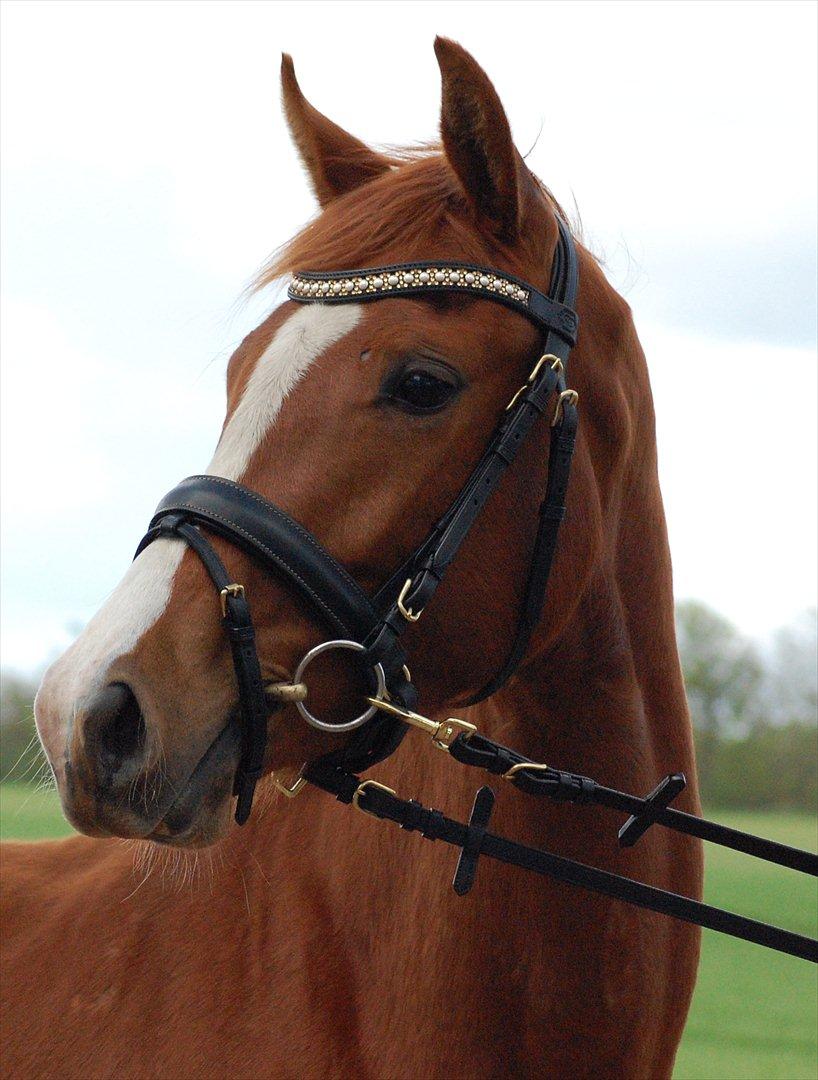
1, 38, 702, 1079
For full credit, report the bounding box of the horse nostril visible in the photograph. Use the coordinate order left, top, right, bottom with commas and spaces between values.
82, 683, 147, 776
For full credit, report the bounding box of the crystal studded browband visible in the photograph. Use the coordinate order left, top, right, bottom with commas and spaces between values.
287, 261, 579, 344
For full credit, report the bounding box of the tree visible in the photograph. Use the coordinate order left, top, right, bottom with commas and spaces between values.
675, 600, 765, 739
764, 608, 818, 729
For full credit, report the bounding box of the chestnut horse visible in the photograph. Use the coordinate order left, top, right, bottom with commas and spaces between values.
2, 40, 702, 1079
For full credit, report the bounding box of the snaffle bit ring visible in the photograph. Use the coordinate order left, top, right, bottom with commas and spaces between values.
293, 639, 387, 732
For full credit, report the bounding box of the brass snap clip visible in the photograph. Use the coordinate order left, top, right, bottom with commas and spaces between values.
365, 697, 477, 751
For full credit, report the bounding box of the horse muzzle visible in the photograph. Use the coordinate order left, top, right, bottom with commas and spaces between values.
55, 683, 246, 844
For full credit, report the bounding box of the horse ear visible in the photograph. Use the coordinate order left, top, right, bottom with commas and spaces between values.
434, 38, 523, 241
281, 55, 392, 207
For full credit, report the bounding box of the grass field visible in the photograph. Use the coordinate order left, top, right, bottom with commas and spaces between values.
1, 784, 816, 1078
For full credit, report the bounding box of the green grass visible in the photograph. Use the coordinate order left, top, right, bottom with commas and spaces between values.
1, 786, 815, 1076
0, 782, 74, 841
674, 809, 818, 1080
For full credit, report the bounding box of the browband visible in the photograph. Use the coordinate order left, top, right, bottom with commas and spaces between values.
288, 260, 579, 345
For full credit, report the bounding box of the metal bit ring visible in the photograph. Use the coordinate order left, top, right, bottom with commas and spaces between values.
293, 640, 387, 732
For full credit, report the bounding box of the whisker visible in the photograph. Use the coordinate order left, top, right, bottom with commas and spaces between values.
3, 732, 42, 781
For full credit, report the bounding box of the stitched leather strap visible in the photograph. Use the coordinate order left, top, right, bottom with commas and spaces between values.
140, 475, 414, 694
142, 477, 386, 646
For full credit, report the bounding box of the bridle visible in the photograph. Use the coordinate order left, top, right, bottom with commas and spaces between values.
135, 216, 818, 964
137, 218, 579, 818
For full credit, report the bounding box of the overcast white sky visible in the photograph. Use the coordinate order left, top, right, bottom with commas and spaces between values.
2, 0, 816, 674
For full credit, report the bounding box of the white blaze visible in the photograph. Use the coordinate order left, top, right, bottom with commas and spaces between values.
42, 303, 362, 710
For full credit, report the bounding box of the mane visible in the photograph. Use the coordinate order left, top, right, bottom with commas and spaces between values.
252, 148, 574, 291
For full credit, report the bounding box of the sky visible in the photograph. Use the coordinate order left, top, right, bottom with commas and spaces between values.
1, 0, 816, 675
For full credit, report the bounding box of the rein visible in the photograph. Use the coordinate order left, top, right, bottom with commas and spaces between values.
135, 218, 817, 964
305, 701, 818, 964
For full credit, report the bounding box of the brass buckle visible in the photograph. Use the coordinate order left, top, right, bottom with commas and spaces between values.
273, 767, 307, 799
506, 353, 564, 411
397, 578, 424, 623
503, 761, 550, 782
552, 388, 579, 427
219, 583, 245, 618
530, 353, 563, 382
365, 697, 477, 750
352, 780, 396, 817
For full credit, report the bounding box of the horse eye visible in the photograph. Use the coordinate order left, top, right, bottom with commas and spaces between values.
384, 364, 461, 414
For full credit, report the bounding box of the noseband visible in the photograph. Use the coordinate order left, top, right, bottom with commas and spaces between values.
134, 219, 818, 964
137, 218, 580, 823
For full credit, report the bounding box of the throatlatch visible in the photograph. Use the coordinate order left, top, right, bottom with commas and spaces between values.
135, 216, 818, 964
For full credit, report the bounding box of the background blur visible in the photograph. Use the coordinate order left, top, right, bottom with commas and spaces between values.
1, 3, 816, 1078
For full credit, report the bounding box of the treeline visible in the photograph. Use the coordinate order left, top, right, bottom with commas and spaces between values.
675, 601, 816, 812
1, 602, 816, 811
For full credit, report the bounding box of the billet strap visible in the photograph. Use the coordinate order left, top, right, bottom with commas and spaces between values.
305, 762, 818, 964
468, 393, 579, 703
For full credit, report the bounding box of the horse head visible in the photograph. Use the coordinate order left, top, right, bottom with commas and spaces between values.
35, 40, 621, 847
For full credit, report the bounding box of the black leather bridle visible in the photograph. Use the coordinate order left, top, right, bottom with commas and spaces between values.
134, 218, 818, 964
137, 218, 580, 823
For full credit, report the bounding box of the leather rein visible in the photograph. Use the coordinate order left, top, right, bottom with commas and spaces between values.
136, 218, 817, 964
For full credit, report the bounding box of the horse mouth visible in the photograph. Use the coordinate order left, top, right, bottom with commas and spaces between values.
146, 718, 244, 846
146, 698, 284, 847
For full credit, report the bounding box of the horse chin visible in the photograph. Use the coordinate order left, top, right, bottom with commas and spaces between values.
145, 717, 247, 848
